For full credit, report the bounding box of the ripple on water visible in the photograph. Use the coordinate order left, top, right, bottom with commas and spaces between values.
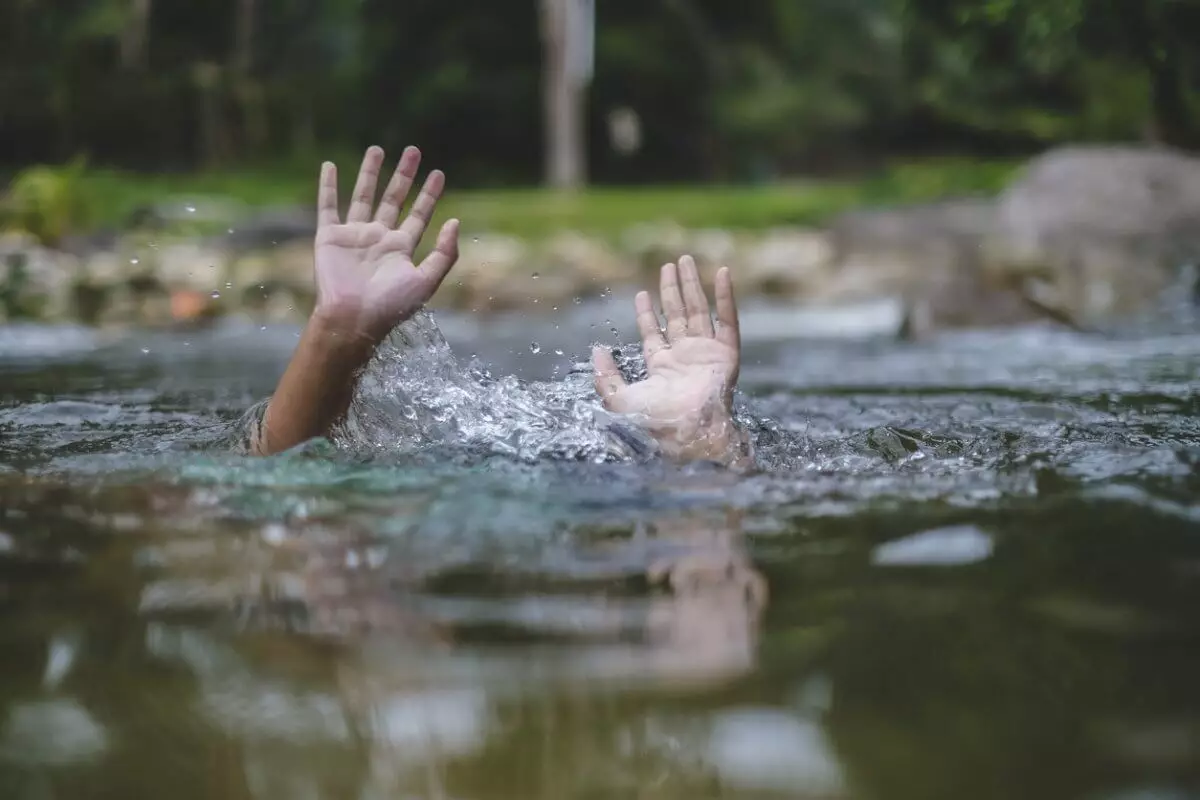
1, 313, 1199, 799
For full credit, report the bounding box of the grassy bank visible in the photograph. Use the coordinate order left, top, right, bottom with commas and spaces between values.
11, 157, 1021, 242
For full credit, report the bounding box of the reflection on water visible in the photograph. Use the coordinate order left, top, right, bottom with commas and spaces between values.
1, 306, 1199, 799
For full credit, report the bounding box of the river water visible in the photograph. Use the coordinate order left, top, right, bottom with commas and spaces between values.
0, 298, 1198, 800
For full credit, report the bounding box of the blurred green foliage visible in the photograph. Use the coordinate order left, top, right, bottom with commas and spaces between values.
1, 158, 92, 245
1, 0, 1197, 187
42, 157, 1016, 242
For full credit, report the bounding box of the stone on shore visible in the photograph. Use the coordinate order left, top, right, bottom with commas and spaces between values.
5, 145, 1199, 332
987, 145, 1200, 325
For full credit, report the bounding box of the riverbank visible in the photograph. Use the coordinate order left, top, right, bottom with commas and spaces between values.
3, 147, 1197, 333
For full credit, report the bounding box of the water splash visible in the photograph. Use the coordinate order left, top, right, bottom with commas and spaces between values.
337, 311, 659, 463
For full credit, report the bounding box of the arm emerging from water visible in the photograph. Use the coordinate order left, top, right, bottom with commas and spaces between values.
241, 146, 460, 455
593, 257, 754, 470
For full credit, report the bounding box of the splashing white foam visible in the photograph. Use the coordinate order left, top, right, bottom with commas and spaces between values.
337, 310, 659, 463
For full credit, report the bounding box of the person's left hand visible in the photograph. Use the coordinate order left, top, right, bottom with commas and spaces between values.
592, 256, 750, 465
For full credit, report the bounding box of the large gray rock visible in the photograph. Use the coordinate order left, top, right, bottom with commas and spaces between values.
988, 145, 1200, 324
821, 198, 1049, 334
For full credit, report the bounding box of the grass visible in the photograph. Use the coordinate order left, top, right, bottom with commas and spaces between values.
28, 156, 1023, 241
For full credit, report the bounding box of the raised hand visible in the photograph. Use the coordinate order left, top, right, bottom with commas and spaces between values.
313, 146, 460, 343
593, 256, 751, 466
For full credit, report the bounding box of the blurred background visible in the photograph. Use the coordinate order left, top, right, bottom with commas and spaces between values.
1, 0, 1199, 332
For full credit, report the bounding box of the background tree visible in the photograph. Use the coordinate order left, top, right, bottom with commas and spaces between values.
1, 0, 1198, 185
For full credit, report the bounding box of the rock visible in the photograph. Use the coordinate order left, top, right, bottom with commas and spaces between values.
227, 243, 313, 321
79, 251, 126, 286
620, 221, 690, 272
738, 227, 833, 297
229, 252, 275, 294
150, 241, 229, 292
988, 145, 1200, 325
538, 230, 632, 287
687, 228, 740, 268
819, 198, 1051, 333
824, 197, 996, 294
446, 234, 534, 310
0, 232, 77, 321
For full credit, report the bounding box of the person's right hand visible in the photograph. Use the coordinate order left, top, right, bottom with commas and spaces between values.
593, 256, 752, 467
311, 145, 460, 344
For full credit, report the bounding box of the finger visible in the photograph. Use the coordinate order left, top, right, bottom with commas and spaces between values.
714, 266, 740, 351
374, 146, 422, 228
634, 290, 667, 360
347, 146, 385, 222
679, 255, 713, 337
659, 262, 688, 341
416, 218, 461, 288
592, 346, 627, 404
317, 161, 340, 228
395, 169, 446, 255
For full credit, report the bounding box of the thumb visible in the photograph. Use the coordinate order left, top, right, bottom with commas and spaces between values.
592, 346, 627, 404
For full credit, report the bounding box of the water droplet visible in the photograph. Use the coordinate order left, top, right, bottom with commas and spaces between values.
225, 281, 232, 289
140, 347, 150, 354
554, 348, 564, 356
129, 257, 140, 265
531, 272, 540, 280
185, 204, 196, 213
260, 325, 267, 331
573, 296, 582, 305
227, 228, 235, 234
552, 305, 558, 311
472, 236, 480, 243
210, 291, 221, 299
533, 298, 539, 304
529, 342, 541, 354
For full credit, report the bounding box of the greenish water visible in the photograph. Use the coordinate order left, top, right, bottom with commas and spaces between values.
0, 309, 1198, 800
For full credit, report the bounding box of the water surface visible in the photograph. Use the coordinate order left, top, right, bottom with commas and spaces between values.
1, 304, 1198, 799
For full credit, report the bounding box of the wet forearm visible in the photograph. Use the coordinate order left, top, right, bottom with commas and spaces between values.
253, 315, 378, 455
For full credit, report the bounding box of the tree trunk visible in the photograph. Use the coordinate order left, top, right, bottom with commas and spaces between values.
233, 0, 255, 76
540, 0, 587, 189
120, 0, 152, 70
231, 0, 261, 158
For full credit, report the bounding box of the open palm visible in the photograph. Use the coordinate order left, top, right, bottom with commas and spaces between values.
593, 256, 740, 444
313, 146, 460, 343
